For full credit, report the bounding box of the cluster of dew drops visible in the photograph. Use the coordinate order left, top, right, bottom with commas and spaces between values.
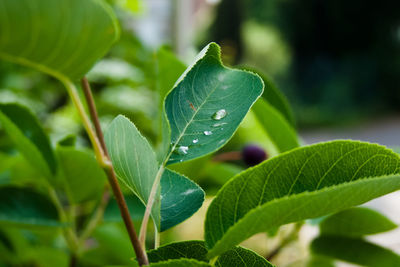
173, 109, 228, 156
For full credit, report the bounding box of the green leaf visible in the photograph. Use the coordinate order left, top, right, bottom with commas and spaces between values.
105, 116, 204, 230
0, 103, 56, 179
150, 259, 210, 267
0, 186, 60, 227
205, 140, 400, 258
252, 98, 299, 154
215, 246, 274, 267
0, 0, 119, 81
56, 147, 107, 204
311, 236, 400, 267
105, 115, 161, 227
319, 207, 397, 237
164, 43, 264, 164
160, 169, 204, 231
147, 241, 274, 267
241, 67, 295, 126
103, 170, 204, 231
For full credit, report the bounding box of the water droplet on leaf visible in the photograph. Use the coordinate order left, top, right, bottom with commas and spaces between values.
212, 122, 228, 127
174, 145, 189, 155
203, 131, 213, 136
192, 139, 199, 144
212, 109, 227, 120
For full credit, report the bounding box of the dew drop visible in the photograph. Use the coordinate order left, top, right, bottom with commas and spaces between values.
192, 139, 199, 144
174, 145, 189, 155
212, 109, 227, 120
203, 130, 213, 136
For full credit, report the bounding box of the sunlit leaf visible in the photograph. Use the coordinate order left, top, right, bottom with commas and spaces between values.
205, 141, 400, 258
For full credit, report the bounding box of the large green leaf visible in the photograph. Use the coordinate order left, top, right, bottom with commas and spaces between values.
204, 140, 400, 258
319, 207, 397, 237
147, 241, 274, 267
105, 115, 161, 227
164, 43, 264, 164
160, 169, 204, 231
311, 236, 400, 267
0, 103, 56, 179
252, 98, 299, 154
56, 147, 107, 204
0, 186, 60, 227
105, 116, 204, 230
0, 0, 119, 81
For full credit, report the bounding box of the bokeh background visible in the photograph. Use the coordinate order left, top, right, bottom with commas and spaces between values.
0, 0, 399, 266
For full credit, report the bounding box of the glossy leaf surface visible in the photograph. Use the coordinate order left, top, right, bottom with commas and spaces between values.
164, 43, 263, 164
311, 236, 400, 267
205, 141, 400, 257
0, 0, 119, 80
160, 169, 204, 231
0, 103, 56, 179
319, 207, 397, 237
0, 187, 60, 227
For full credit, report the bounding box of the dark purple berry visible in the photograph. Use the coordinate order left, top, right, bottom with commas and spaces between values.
242, 144, 267, 166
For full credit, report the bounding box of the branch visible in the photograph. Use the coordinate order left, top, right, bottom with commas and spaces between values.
63, 77, 149, 266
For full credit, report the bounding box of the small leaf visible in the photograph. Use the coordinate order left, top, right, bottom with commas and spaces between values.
56, 147, 107, 204
164, 43, 263, 164
160, 169, 204, 231
105, 115, 161, 227
319, 207, 397, 237
0, 103, 56, 179
205, 140, 400, 258
147, 241, 274, 267
311, 236, 400, 267
0, 0, 119, 80
252, 98, 299, 154
0, 186, 60, 227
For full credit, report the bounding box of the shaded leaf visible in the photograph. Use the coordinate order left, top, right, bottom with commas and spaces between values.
105, 115, 161, 227
147, 241, 274, 267
0, 0, 119, 80
311, 236, 400, 267
241, 67, 295, 126
319, 207, 397, 237
164, 43, 263, 164
0, 186, 60, 227
150, 259, 210, 267
252, 98, 299, 154
0, 103, 56, 179
205, 141, 400, 258
56, 147, 107, 204
160, 169, 204, 231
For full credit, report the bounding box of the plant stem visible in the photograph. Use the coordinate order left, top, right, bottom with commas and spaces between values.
79, 77, 149, 266
139, 165, 164, 247
48, 188, 80, 253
